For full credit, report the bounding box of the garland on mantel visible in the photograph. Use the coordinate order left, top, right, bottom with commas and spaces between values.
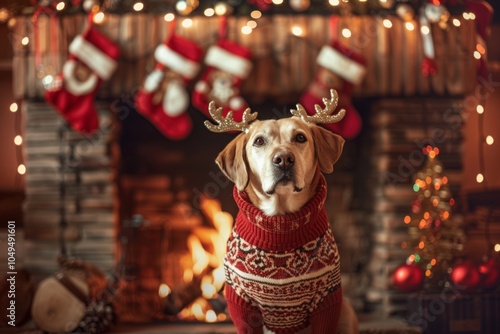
0, 0, 481, 18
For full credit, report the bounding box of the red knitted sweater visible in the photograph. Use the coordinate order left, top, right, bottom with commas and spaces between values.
224, 175, 342, 333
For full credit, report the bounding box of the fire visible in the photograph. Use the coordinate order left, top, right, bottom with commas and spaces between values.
175, 196, 234, 322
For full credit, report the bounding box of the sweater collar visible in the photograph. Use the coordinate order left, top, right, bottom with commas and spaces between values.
233, 174, 328, 240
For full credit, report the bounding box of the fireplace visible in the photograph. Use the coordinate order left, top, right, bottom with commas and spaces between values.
16, 12, 474, 324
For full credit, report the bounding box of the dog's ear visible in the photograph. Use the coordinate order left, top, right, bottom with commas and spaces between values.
311, 125, 345, 173
215, 133, 249, 191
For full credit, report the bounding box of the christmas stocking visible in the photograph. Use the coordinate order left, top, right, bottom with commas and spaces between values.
299, 41, 366, 139
192, 40, 252, 122
135, 34, 203, 140
45, 26, 120, 134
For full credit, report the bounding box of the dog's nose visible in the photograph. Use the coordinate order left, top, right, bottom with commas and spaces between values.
273, 152, 295, 169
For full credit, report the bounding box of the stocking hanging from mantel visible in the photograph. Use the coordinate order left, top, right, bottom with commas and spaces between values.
45, 12, 120, 134
192, 16, 253, 123
135, 20, 203, 140
299, 16, 366, 140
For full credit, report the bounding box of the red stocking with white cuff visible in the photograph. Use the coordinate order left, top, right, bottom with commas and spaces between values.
45, 26, 120, 134
299, 40, 366, 139
135, 34, 203, 140
192, 39, 252, 122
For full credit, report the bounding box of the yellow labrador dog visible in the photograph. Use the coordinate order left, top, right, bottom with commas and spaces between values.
205, 90, 358, 334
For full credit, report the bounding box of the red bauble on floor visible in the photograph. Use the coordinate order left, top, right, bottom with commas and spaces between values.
392, 262, 424, 293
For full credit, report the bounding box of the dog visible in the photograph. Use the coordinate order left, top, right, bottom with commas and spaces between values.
205, 90, 358, 334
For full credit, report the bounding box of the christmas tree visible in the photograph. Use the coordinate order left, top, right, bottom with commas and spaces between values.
396, 146, 465, 292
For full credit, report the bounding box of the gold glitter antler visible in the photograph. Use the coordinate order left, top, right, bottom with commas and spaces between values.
204, 101, 258, 133
291, 89, 346, 124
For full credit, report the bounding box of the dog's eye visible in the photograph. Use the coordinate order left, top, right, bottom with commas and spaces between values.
295, 134, 307, 143
253, 137, 265, 147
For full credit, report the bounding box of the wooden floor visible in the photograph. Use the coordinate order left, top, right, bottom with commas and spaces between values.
3, 317, 421, 334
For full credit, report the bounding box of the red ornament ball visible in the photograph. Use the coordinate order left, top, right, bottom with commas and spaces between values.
392, 263, 424, 293
450, 260, 481, 293
478, 258, 500, 290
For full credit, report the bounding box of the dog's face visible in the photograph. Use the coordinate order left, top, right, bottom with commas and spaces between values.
216, 117, 344, 215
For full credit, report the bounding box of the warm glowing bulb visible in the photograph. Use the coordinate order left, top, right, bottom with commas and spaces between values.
10, 103, 18, 112
469, 12, 476, 20
164, 13, 175, 22
247, 20, 257, 29
342, 28, 352, 38
486, 135, 494, 145
291, 26, 303, 36
421, 26, 430, 35
476, 105, 484, 114
463, 12, 470, 20
182, 18, 193, 28
476, 44, 486, 55
133, 2, 144, 11
476, 173, 484, 183
204, 8, 215, 17
21, 37, 29, 45
473, 51, 481, 59
495, 244, 500, 252
383, 19, 392, 29
241, 26, 252, 35
206, 310, 217, 323
405, 22, 415, 31
158, 283, 171, 298
56, 2, 65, 11
452, 19, 461, 27
272, 0, 284, 4
214, 3, 228, 16
93, 12, 105, 24
250, 10, 262, 19
329, 0, 340, 6
404, 215, 411, 224
176, 1, 187, 12
17, 164, 26, 175
14, 135, 22, 146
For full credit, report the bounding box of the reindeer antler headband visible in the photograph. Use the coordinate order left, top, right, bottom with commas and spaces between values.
204, 89, 346, 133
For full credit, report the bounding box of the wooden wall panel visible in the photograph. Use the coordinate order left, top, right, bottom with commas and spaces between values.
12, 14, 476, 101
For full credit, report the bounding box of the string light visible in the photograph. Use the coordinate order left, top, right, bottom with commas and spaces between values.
214, 2, 230, 16
10, 102, 18, 112
56, 2, 65, 11
204, 8, 214, 17
342, 28, 351, 38
476, 105, 484, 114
405, 22, 415, 31
241, 26, 252, 35
476, 173, 484, 183
93, 12, 105, 24
486, 135, 494, 145
247, 20, 257, 29
164, 13, 175, 22
17, 164, 26, 175
250, 10, 262, 19
473, 51, 481, 60
272, 0, 284, 4
421, 26, 430, 35
383, 19, 392, 29
329, 0, 340, 6
291, 26, 303, 37
21, 37, 29, 46
495, 244, 500, 252
452, 19, 461, 27
463, 12, 470, 20
14, 135, 22, 146
469, 12, 476, 20
133, 2, 144, 11
181, 18, 193, 28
